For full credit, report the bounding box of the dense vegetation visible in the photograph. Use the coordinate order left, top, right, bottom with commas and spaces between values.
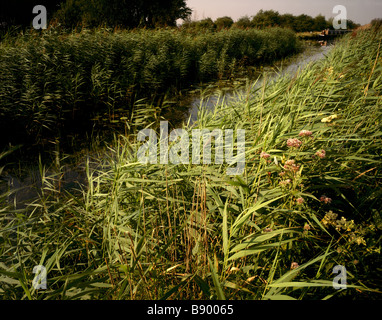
53, 0, 191, 29
0, 27, 299, 149
182, 10, 360, 32
1, 1, 359, 35
0, 0, 191, 29
0, 1, 62, 28
1, 25, 381, 300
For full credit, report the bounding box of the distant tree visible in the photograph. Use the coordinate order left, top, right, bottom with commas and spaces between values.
53, 0, 191, 29
345, 19, 360, 30
294, 14, 315, 32
53, 0, 88, 28
251, 10, 280, 28
181, 17, 216, 31
0, 0, 63, 28
196, 18, 216, 31
214, 16, 234, 30
280, 13, 296, 30
142, 0, 192, 27
313, 14, 328, 31
234, 16, 252, 29
180, 15, 195, 29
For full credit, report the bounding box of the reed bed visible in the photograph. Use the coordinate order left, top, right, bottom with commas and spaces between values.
0, 27, 299, 147
1, 26, 382, 300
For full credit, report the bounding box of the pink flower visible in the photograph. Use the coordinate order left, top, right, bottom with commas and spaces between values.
287, 138, 302, 148
260, 151, 270, 159
279, 179, 291, 186
315, 149, 326, 159
299, 130, 313, 137
320, 195, 332, 204
296, 197, 304, 204
290, 262, 299, 270
284, 159, 300, 172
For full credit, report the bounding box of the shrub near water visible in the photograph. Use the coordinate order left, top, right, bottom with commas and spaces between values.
1, 27, 382, 300
0, 27, 298, 147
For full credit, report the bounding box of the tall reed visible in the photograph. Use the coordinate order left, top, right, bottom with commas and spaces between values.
0, 27, 299, 148
1, 26, 381, 300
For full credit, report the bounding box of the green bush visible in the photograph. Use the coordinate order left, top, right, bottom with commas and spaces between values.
215, 16, 234, 30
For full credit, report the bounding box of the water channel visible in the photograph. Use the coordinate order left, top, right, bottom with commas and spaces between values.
187, 42, 332, 125
0, 42, 334, 209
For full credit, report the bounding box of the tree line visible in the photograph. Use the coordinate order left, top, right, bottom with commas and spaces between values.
1, 2, 360, 31
182, 10, 360, 32
0, 0, 191, 29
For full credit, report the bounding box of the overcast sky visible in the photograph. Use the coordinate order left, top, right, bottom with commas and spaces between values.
185, 0, 382, 25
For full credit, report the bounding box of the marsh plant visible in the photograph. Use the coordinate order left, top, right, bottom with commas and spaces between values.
1, 26, 382, 300
0, 27, 299, 149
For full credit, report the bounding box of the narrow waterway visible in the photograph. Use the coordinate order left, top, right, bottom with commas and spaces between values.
0, 42, 334, 209
187, 43, 332, 125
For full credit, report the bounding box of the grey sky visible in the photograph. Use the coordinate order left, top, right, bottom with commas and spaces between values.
186, 0, 382, 25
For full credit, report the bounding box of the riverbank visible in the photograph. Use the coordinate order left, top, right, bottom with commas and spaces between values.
0, 41, 329, 210
1, 25, 382, 300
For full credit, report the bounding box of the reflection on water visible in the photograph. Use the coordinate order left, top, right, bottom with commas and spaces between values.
0, 162, 88, 209
187, 43, 333, 125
